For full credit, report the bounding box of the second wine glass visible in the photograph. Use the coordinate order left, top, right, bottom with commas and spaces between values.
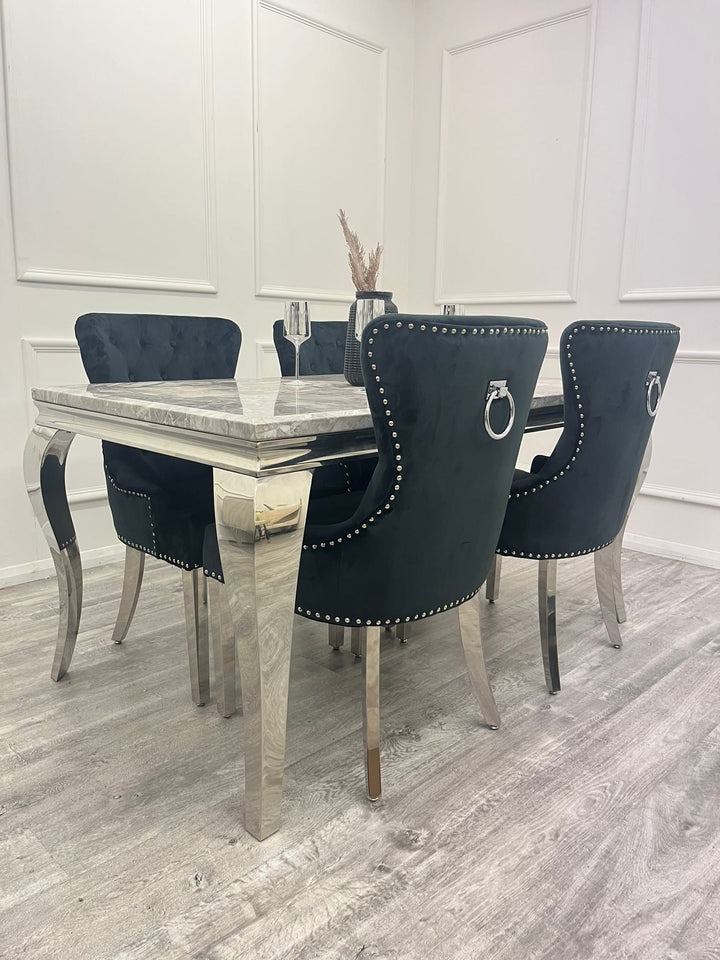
283, 301, 311, 387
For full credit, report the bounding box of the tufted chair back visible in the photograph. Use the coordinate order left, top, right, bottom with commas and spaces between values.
295, 315, 548, 625
75, 313, 241, 384
497, 321, 680, 559
74, 313, 242, 572
272, 319, 347, 377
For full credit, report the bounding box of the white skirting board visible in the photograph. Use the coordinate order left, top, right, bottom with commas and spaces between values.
0, 543, 125, 590
623, 533, 720, 570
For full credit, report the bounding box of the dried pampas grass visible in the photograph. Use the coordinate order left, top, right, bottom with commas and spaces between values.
338, 209, 382, 291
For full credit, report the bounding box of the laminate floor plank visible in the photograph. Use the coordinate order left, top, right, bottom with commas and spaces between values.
1, 552, 719, 959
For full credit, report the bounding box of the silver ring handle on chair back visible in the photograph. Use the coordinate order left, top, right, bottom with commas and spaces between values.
645, 371, 662, 417
484, 380, 515, 440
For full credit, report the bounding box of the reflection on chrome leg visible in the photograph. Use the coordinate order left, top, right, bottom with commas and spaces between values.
209, 579, 237, 718
23, 426, 83, 682
457, 598, 500, 729
362, 626, 382, 801
214, 467, 314, 841
182, 569, 210, 707
112, 546, 145, 644
594, 546, 624, 649
485, 554, 501, 603
538, 559, 561, 694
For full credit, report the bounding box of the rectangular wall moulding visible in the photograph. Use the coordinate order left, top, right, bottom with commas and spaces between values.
4, 0, 217, 292
620, 0, 720, 300
253, 1, 388, 302
435, 8, 595, 304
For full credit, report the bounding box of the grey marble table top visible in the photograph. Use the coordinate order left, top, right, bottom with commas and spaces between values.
32, 375, 563, 444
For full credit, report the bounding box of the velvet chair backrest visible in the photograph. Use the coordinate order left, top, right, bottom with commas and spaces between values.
272, 319, 347, 377
497, 321, 680, 558
75, 313, 241, 384
296, 315, 548, 625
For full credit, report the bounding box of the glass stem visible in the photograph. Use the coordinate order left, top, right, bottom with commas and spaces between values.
294, 345, 300, 382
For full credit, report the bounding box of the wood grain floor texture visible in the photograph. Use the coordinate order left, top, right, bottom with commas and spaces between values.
2, 551, 719, 960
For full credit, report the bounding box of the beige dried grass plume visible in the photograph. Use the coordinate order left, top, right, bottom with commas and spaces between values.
338, 209, 383, 291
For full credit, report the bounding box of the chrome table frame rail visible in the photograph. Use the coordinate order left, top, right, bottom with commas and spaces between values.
24, 377, 563, 841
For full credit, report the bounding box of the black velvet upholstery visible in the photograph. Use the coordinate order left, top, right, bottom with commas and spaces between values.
204, 316, 548, 609
272, 319, 348, 377
272, 317, 377, 500
75, 313, 242, 570
497, 321, 680, 559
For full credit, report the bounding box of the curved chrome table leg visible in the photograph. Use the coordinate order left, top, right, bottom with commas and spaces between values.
328, 625, 345, 650
182, 569, 210, 707
23, 426, 82, 682
362, 626, 382, 800
538, 559, 560, 694
593, 436, 652, 645
457, 598, 500, 729
214, 467, 314, 841
111, 546, 145, 644
485, 554, 501, 603
208, 578, 237, 718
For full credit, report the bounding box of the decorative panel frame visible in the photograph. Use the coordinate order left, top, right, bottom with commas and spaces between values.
435, 8, 596, 305
620, 0, 720, 301
252, 0, 388, 303
4, 0, 218, 293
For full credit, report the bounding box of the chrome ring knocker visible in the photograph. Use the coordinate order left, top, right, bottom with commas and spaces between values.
484, 380, 515, 440
646, 371, 662, 417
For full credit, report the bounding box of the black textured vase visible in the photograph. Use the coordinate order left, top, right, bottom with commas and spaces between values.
344, 291, 398, 386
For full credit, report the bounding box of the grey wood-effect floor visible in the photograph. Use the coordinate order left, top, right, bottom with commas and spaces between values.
2, 552, 720, 960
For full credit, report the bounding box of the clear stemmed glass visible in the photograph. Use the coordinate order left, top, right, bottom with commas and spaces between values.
442, 304, 466, 317
283, 301, 311, 387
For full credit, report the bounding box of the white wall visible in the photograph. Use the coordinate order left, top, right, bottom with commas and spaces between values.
2, 0, 718, 587
410, 0, 720, 568
0, 0, 414, 586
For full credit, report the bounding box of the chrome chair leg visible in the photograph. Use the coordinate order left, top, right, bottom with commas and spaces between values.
538, 559, 561, 694
457, 599, 500, 729
361, 626, 382, 801
594, 546, 624, 649
111, 546, 145, 644
208, 578, 237, 717
328, 625, 345, 650
350, 627, 363, 658
396, 623, 411, 643
485, 554, 501, 603
182, 568, 210, 707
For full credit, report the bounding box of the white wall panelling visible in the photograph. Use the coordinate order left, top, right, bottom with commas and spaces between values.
3, 0, 217, 292
255, 338, 280, 378
253, 0, 388, 302
619, 0, 720, 300
435, 7, 596, 304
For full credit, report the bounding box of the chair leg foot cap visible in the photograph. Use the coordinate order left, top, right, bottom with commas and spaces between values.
612, 643, 622, 649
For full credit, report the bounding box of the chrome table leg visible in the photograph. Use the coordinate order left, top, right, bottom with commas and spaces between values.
538, 559, 560, 694
214, 467, 313, 841
23, 426, 83, 682
457, 598, 500, 729
362, 627, 382, 801
328, 625, 345, 650
208, 579, 237, 718
182, 569, 210, 706
485, 554, 502, 603
111, 546, 145, 644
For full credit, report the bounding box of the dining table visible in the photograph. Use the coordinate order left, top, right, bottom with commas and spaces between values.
24, 374, 564, 840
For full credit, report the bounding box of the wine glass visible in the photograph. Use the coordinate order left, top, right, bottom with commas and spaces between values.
283, 301, 311, 387
442, 303, 466, 316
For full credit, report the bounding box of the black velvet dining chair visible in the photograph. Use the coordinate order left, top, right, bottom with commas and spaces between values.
74, 312, 242, 714
489, 320, 680, 694
205, 314, 548, 799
